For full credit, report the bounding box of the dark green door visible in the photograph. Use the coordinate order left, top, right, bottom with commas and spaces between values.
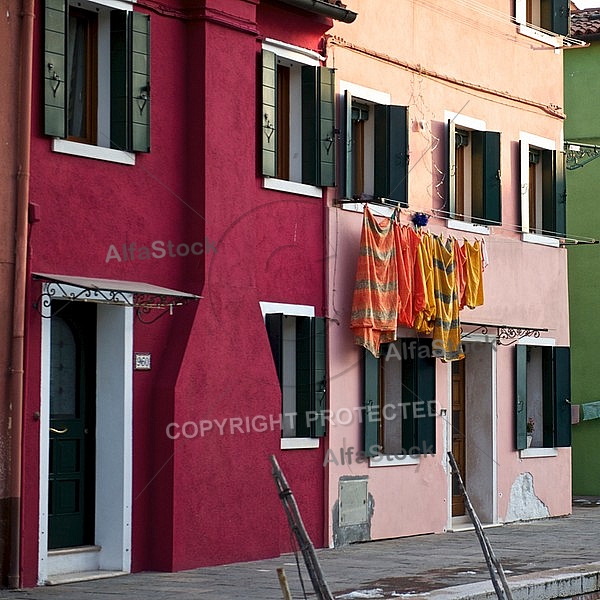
48, 301, 96, 549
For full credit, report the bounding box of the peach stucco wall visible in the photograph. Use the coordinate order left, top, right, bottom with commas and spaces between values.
324, 0, 570, 545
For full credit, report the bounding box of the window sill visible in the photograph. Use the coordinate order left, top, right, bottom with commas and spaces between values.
447, 219, 491, 235
263, 177, 322, 199
522, 233, 560, 248
369, 454, 420, 467
280, 437, 320, 450
519, 447, 558, 459
517, 24, 561, 49
52, 139, 135, 165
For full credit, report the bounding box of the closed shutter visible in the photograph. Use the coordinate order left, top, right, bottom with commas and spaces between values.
131, 12, 150, 152
301, 67, 318, 186
554, 151, 567, 237
110, 10, 128, 150
319, 67, 336, 187
542, 149, 555, 236
296, 316, 313, 438
363, 349, 380, 457
44, 0, 67, 138
542, 346, 555, 448
552, 0, 570, 36
343, 90, 353, 199
515, 345, 528, 450
482, 131, 501, 225
553, 347, 571, 447
374, 105, 408, 206
415, 339, 436, 454
311, 317, 327, 437
265, 313, 284, 392
261, 50, 277, 177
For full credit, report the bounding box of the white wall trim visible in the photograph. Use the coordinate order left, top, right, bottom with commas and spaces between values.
52, 139, 135, 165
338, 81, 391, 106
260, 301, 314, 318
262, 177, 323, 198
369, 454, 420, 467
522, 233, 560, 247
38, 285, 132, 583
281, 438, 320, 450
263, 38, 323, 66
444, 111, 486, 131
519, 447, 558, 459
447, 219, 491, 235
517, 336, 556, 347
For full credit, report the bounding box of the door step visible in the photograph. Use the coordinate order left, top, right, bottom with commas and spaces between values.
45, 570, 127, 586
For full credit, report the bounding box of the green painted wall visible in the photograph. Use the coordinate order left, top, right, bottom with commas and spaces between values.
565, 39, 600, 495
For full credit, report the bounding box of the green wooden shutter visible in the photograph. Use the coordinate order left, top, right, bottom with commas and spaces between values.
515, 345, 528, 450
265, 313, 284, 390
553, 347, 571, 447
44, 0, 67, 138
483, 131, 501, 225
552, 0, 569, 36
131, 12, 150, 152
261, 50, 277, 177
311, 317, 327, 437
554, 151, 567, 236
542, 149, 555, 235
363, 349, 380, 457
542, 346, 555, 448
415, 339, 436, 454
343, 90, 353, 199
110, 10, 128, 150
318, 67, 336, 187
374, 105, 408, 206
296, 316, 312, 438
301, 66, 318, 186
448, 119, 456, 217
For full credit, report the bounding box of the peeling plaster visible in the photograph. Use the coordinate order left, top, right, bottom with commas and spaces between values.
505, 472, 549, 522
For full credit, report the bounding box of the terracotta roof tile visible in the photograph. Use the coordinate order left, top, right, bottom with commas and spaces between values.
571, 7, 600, 39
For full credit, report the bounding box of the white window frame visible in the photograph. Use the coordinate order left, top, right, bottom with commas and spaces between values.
261, 39, 324, 198
260, 301, 321, 450
445, 111, 491, 235
519, 132, 560, 247
52, 0, 136, 164
515, 0, 562, 48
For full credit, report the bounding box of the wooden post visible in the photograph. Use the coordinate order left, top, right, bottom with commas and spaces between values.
448, 451, 513, 600
270, 455, 334, 600
277, 567, 293, 600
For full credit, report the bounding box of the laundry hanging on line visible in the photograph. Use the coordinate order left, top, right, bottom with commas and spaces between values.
350, 207, 487, 360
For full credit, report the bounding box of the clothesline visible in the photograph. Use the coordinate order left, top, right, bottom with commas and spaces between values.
350, 207, 486, 362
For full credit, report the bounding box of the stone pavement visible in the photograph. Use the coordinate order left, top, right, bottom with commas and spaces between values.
3, 503, 600, 599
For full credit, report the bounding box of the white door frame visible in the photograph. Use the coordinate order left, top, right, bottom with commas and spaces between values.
38, 285, 133, 583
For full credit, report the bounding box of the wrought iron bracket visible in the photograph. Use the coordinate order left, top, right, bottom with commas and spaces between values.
565, 142, 600, 170
461, 322, 548, 346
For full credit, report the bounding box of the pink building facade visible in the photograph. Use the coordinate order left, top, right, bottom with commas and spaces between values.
15, 0, 571, 588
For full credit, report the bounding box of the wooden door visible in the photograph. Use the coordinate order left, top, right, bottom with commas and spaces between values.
452, 359, 466, 517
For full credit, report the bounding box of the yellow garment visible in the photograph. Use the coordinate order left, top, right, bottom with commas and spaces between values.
432, 236, 464, 361
414, 233, 435, 335
464, 240, 484, 308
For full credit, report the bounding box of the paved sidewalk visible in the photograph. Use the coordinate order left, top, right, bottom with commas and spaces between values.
3, 504, 600, 599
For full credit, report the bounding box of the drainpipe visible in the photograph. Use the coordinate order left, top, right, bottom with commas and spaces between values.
8, 0, 35, 588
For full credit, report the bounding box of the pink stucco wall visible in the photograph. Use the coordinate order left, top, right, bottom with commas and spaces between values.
324, 0, 570, 545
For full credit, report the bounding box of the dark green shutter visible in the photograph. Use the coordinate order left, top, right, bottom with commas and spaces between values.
318, 67, 336, 187
301, 67, 318, 186
343, 90, 353, 199
515, 345, 528, 450
261, 50, 277, 177
296, 317, 312, 438
554, 151, 566, 236
265, 313, 284, 391
552, 0, 569, 36
448, 119, 456, 217
374, 105, 408, 206
553, 347, 571, 447
541, 149, 566, 237
311, 317, 327, 437
415, 339, 436, 454
110, 11, 128, 150
363, 349, 380, 457
542, 346, 555, 448
131, 12, 150, 152
483, 131, 501, 225
44, 0, 67, 138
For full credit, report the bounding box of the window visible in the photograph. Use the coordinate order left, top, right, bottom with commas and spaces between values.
448, 119, 501, 226
520, 134, 566, 239
261, 41, 335, 188
44, 0, 150, 153
515, 344, 571, 450
265, 313, 326, 438
363, 339, 436, 458
341, 91, 408, 206
515, 0, 569, 41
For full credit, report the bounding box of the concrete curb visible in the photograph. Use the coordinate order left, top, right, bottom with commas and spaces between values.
392, 562, 600, 600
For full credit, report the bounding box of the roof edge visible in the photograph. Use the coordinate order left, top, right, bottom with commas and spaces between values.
276, 0, 357, 23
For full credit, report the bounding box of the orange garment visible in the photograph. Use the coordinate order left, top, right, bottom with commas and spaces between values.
414, 233, 435, 335
464, 240, 484, 308
350, 208, 398, 357
432, 236, 464, 361
454, 239, 467, 310
396, 225, 426, 328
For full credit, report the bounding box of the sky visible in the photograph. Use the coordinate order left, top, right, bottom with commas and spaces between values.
574, 1, 600, 7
